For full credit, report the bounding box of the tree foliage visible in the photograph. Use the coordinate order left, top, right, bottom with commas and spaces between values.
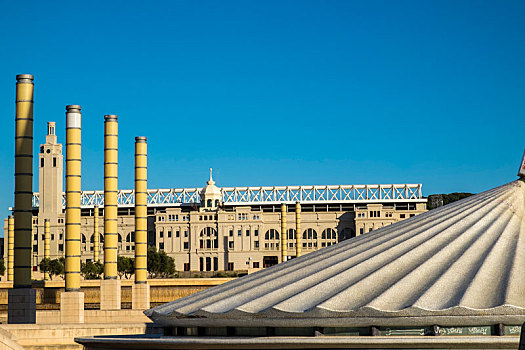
147, 246, 175, 278
427, 192, 474, 210
81, 260, 103, 279
117, 256, 135, 279
39, 257, 65, 280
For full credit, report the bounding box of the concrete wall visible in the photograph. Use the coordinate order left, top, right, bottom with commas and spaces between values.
0, 278, 231, 309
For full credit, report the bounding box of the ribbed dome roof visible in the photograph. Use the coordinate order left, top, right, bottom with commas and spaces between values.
147, 179, 525, 327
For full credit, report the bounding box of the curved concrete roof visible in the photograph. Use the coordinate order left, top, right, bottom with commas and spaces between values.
146, 179, 525, 327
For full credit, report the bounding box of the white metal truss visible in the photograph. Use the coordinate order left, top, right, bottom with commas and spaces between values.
31, 184, 424, 209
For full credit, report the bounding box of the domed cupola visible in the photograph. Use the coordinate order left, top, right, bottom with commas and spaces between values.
200, 168, 221, 211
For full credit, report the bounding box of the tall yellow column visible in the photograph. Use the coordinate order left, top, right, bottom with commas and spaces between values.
281, 203, 287, 263
9, 74, 36, 324
60, 105, 84, 324
93, 206, 99, 262
295, 202, 302, 257
132, 136, 150, 309
8, 216, 14, 281
44, 219, 50, 280
65, 105, 82, 291
101, 115, 121, 310
103, 115, 118, 279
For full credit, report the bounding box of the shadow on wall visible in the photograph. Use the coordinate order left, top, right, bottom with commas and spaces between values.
336, 212, 355, 242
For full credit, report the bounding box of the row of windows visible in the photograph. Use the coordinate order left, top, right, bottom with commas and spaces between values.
159, 215, 189, 222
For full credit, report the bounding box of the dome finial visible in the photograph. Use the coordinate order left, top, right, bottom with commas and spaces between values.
207, 168, 215, 185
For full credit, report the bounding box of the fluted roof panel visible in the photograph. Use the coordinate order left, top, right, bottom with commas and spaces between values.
146, 180, 525, 327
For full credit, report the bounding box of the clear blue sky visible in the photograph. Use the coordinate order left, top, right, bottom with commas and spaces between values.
0, 0, 524, 221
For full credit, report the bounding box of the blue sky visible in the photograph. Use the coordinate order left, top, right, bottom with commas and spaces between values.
0, 0, 524, 221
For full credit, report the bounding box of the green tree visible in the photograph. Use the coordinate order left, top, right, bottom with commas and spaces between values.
49, 258, 65, 280
147, 246, 175, 278
39, 258, 52, 279
117, 256, 135, 279
0, 258, 5, 276
81, 260, 103, 279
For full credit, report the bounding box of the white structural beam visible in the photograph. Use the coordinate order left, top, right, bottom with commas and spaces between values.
32, 184, 425, 209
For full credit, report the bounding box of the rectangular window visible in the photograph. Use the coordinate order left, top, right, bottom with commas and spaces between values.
254, 229, 259, 237
167, 230, 172, 238
59, 244, 64, 251
246, 230, 250, 236
229, 230, 233, 237
40, 158, 44, 167
176, 230, 180, 238
59, 233, 63, 240
253, 262, 259, 268
227, 262, 234, 271
159, 242, 164, 250
254, 241, 259, 249
53, 157, 57, 167
41, 234, 45, 240
359, 228, 364, 235
51, 234, 55, 240
237, 230, 242, 237
184, 230, 188, 237
400, 214, 406, 218
34, 234, 38, 240
228, 241, 234, 249
176, 215, 179, 221
159, 230, 164, 238
184, 263, 190, 271
200, 240, 204, 249
33, 244, 37, 252
183, 242, 188, 250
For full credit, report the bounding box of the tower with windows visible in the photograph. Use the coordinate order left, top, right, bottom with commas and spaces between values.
38, 122, 63, 221
200, 168, 221, 211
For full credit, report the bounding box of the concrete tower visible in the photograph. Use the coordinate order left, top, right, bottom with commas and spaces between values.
61, 105, 84, 323
132, 136, 150, 309
44, 219, 50, 280
9, 74, 36, 324
281, 204, 287, 263
295, 202, 302, 257
101, 115, 121, 310
38, 122, 63, 220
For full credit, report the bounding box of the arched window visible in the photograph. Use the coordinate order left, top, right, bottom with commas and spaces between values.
302, 228, 317, 240
215, 199, 220, 207
126, 233, 131, 243
90, 234, 95, 243
99, 233, 104, 243
338, 228, 355, 242
287, 228, 296, 240
118, 234, 122, 243
199, 227, 218, 250
207, 199, 212, 207
265, 229, 279, 240
322, 228, 337, 240
81, 234, 86, 244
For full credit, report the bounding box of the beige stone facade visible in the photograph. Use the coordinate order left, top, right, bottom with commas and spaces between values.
3, 125, 427, 273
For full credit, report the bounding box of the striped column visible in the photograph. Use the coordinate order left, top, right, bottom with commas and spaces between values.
281, 203, 287, 263
44, 219, 50, 280
295, 202, 302, 257
134, 137, 147, 283
93, 206, 99, 262
65, 105, 82, 291
103, 115, 118, 279
132, 137, 150, 309
8, 216, 14, 281
9, 74, 36, 324
13, 74, 34, 289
